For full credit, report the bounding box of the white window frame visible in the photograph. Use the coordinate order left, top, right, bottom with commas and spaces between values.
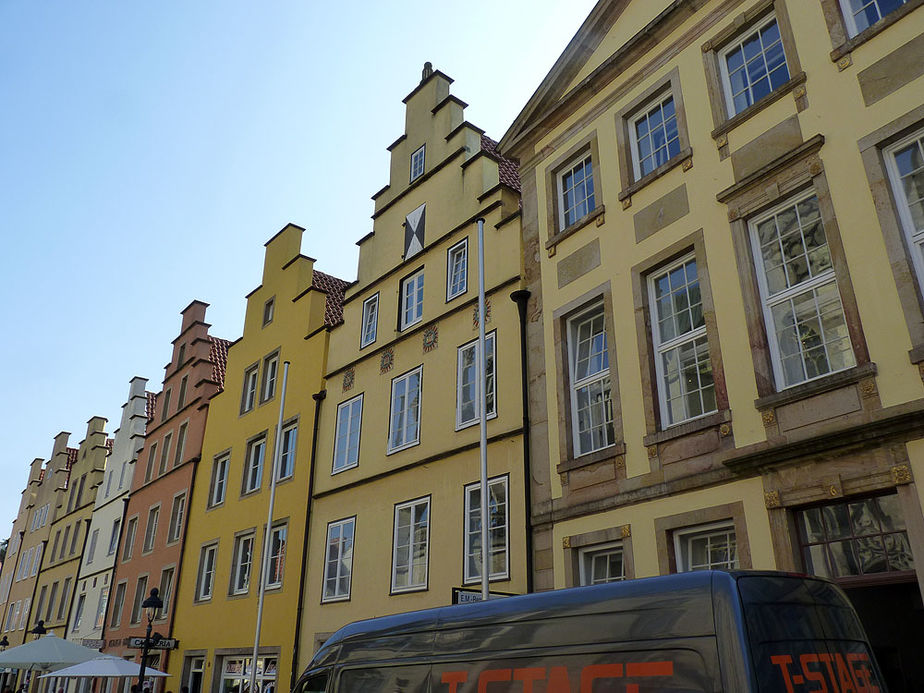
748, 192, 856, 389
456, 332, 497, 430
30, 544, 42, 577
129, 575, 148, 624
241, 365, 259, 413
143, 505, 160, 553
277, 423, 298, 480
86, 529, 99, 564
122, 516, 138, 561
400, 269, 425, 330
333, 394, 363, 473
567, 304, 615, 457
167, 492, 186, 543
157, 566, 174, 619
73, 594, 86, 630
463, 477, 509, 584
18, 597, 30, 630
322, 517, 355, 602
556, 152, 596, 230
230, 533, 255, 595
158, 432, 172, 476
391, 497, 430, 593
446, 238, 468, 301
884, 129, 924, 296
410, 144, 426, 182
629, 93, 681, 181
93, 589, 108, 629
261, 353, 279, 403
107, 518, 120, 555
210, 454, 230, 507
263, 297, 275, 326
674, 521, 738, 572
242, 437, 266, 494
387, 367, 422, 454
267, 524, 287, 589
578, 542, 626, 585
838, 0, 909, 37
360, 293, 379, 348
174, 421, 188, 467
196, 544, 218, 601
649, 254, 717, 427
718, 14, 790, 118
110, 581, 127, 627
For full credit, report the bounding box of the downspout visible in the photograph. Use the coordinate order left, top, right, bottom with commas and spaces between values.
290, 389, 326, 691
63, 518, 93, 640
510, 289, 534, 593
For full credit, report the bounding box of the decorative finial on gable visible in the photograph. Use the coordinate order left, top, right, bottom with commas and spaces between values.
421, 62, 433, 83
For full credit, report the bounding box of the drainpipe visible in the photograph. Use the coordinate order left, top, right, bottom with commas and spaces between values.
290, 389, 325, 691
510, 289, 534, 593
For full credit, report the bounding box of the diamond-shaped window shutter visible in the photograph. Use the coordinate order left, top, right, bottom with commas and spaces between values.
405, 203, 426, 260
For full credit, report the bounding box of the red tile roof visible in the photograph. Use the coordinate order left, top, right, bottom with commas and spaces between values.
145, 391, 157, 423
312, 270, 350, 327
209, 336, 231, 390
481, 135, 521, 193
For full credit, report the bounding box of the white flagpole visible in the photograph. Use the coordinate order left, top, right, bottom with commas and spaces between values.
477, 218, 489, 602
250, 360, 289, 693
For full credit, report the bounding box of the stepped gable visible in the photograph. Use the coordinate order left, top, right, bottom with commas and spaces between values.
209, 336, 231, 389
481, 134, 521, 193
312, 270, 350, 327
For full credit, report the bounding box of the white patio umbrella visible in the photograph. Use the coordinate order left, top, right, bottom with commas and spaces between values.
39, 655, 168, 679
0, 634, 100, 672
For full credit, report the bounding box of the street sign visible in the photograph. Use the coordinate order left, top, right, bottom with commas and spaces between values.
126, 637, 178, 650
451, 588, 517, 604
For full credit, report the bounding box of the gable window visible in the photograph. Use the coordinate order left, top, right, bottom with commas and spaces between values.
400, 269, 425, 330
885, 130, 924, 295
110, 582, 126, 627
241, 365, 259, 413
446, 239, 468, 301
130, 576, 148, 624
196, 544, 218, 601
839, 0, 911, 36
177, 375, 188, 410
30, 545, 41, 576
107, 518, 120, 555
86, 529, 99, 564
456, 333, 496, 430
333, 394, 363, 473
323, 517, 355, 602
410, 144, 426, 182
73, 594, 86, 630
267, 524, 287, 588
557, 153, 596, 230
161, 389, 172, 422
93, 590, 108, 629
231, 533, 254, 595
749, 193, 855, 388
158, 432, 173, 476
174, 422, 188, 467
579, 543, 626, 585
388, 367, 422, 453
143, 506, 160, 553
261, 353, 279, 403
122, 517, 138, 561
463, 477, 508, 584
242, 437, 266, 494
719, 16, 790, 117
168, 493, 186, 543
649, 256, 717, 427
568, 305, 615, 456
360, 294, 379, 348
263, 297, 275, 326
209, 454, 230, 507
176, 342, 186, 367
392, 497, 429, 592
630, 94, 681, 180
277, 423, 298, 480
674, 522, 738, 572
144, 442, 158, 483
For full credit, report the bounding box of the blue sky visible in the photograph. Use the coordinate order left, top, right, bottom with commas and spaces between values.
0, 2, 596, 530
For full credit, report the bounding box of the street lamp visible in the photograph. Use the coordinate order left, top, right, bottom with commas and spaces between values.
137, 589, 163, 693
29, 621, 46, 639
0, 636, 8, 650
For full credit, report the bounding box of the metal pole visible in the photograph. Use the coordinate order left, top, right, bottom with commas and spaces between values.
137, 617, 150, 693
249, 361, 290, 693
477, 218, 489, 602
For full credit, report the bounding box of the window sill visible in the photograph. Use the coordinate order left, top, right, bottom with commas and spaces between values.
321, 595, 350, 604
390, 586, 428, 596
618, 149, 692, 202
830, 0, 924, 62
386, 439, 420, 456
331, 463, 358, 476
556, 442, 626, 474
545, 205, 606, 251
754, 362, 878, 411
642, 410, 731, 448
711, 72, 807, 142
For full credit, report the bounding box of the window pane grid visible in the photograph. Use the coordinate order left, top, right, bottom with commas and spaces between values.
447, 243, 468, 299
464, 480, 508, 582
844, 0, 908, 33
722, 17, 789, 115
581, 546, 626, 585
570, 308, 615, 455
334, 396, 362, 471
361, 295, 378, 347
323, 519, 354, 601
634, 96, 681, 179
389, 370, 421, 452
559, 155, 596, 227
392, 499, 429, 591
457, 335, 496, 428
401, 272, 424, 329
687, 529, 738, 570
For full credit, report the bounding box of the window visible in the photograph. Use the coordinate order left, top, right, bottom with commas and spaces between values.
143, 506, 160, 553
261, 353, 279, 403
19, 597, 30, 630
360, 294, 379, 348
122, 516, 138, 561
219, 657, 277, 693
30, 544, 42, 576
34, 585, 47, 626
464, 477, 509, 583
161, 389, 172, 422
210, 454, 230, 507
5, 602, 18, 632
885, 130, 924, 294
333, 395, 363, 472
649, 256, 717, 427
231, 533, 254, 595
579, 543, 626, 585
797, 494, 913, 579
196, 544, 218, 601
110, 582, 126, 627
277, 423, 298, 480
168, 493, 186, 543
557, 153, 596, 229
56, 577, 71, 620
630, 94, 681, 180
323, 518, 355, 602
749, 193, 856, 388
177, 342, 186, 367
674, 522, 738, 572
241, 365, 258, 413
267, 525, 287, 588
263, 297, 275, 326
410, 144, 425, 182
388, 367, 422, 453
93, 590, 108, 629
45, 582, 58, 621
158, 432, 172, 476
400, 270, 425, 330
86, 529, 99, 564
105, 471, 113, 497
839, 0, 911, 36
568, 305, 615, 456
73, 594, 86, 630
107, 518, 121, 555
69, 522, 80, 555
50, 531, 60, 562
130, 576, 148, 624
392, 497, 429, 592
158, 567, 175, 619
174, 422, 188, 467
144, 442, 157, 483
177, 375, 188, 410
446, 239, 468, 300
242, 437, 266, 494
60, 526, 71, 559
456, 333, 496, 429
719, 16, 790, 117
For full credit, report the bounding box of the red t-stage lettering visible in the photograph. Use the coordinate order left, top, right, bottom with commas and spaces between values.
441, 671, 468, 693
817, 654, 841, 693
580, 663, 622, 693
847, 653, 879, 693
513, 668, 546, 693
547, 666, 573, 693
800, 653, 830, 693
478, 668, 512, 692
626, 662, 674, 677
771, 655, 797, 693
835, 653, 858, 693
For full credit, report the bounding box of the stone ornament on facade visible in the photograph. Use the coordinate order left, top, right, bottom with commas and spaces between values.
423, 324, 438, 353
682, 157, 693, 172
620, 524, 631, 538
342, 367, 355, 393
562, 536, 571, 549
891, 464, 913, 485
837, 55, 852, 71
764, 490, 781, 508
761, 410, 776, 426
719, 423, 732, 437
646, 445, 658, 459
380, 347, 394, 374
621, 197, 632, 210
860, 379, 878, 398
472, 299, 492, 330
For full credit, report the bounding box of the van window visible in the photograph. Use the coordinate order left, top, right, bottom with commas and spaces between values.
340, 666, 430, 691
295, 672, 327, 693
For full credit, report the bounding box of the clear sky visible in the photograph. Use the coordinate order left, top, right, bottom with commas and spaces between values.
0, 2, 597, 531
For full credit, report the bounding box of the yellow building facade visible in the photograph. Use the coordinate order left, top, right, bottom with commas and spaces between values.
499, 0, 924, 688
297, 67, 527, 664
168, 226, 346, 693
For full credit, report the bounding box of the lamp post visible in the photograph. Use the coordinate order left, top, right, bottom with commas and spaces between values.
29, 621, 46, 639
0, 636, 8, 692
137, 589, 163, 693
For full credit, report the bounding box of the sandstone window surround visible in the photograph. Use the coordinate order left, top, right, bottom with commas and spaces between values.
654, 501, 752, 574
262, 296, 275, 327
563, 526, 635, 588
820, 0, 924, 65
544, 133, 606, 251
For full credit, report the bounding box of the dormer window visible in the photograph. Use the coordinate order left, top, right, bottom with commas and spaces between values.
410, 145, 426, 182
